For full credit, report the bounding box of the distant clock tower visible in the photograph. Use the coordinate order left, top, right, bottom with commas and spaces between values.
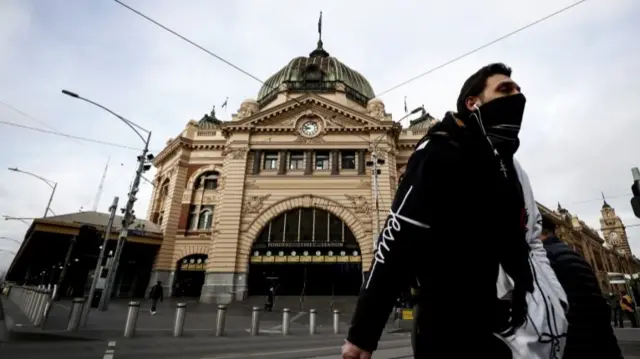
600, 195, 632, 256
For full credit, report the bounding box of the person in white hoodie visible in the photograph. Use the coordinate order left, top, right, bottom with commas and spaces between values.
342, 63, 568, 359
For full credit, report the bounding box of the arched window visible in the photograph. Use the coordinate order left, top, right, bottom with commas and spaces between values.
154, 178, 170, 225
197, 206, 214, 230
253, 208, 358, 248
187, 205, 214, 230
195, 171, 219, 190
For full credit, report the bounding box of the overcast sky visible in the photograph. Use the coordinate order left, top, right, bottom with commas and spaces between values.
1, 0, 639, 271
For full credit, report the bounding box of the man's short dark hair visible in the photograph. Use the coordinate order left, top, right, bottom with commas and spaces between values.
456, 63, 512, 115
541, 216, 555, 236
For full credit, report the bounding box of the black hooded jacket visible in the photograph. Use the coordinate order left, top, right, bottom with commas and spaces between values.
543, 236, 623, 359
347, 112, 533, 357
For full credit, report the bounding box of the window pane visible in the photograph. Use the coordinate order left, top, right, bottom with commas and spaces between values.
341, 151, 356, 169
198, 205, 214, 230
256, 223, 270, 244
284, 210, 300, 242
329, 214, 342, 242
264, 152, 278, 170
289, 151, 305, 170
270, 214, 285, 242
188, 214, 198, 230
314, 210, 328, 242
315, 152, 329, 170
344, 225, 357, 245
204, 178, 218, 189
300, 208, 313, 242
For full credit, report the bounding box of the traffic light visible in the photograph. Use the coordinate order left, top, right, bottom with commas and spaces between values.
631, 167, 640, 219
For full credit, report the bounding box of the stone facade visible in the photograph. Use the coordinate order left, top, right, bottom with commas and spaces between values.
147, 90, 432, 302
146, 44, 640, 302
544, 203, 640, 293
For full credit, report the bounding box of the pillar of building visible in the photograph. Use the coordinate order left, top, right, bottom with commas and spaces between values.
148, 164, 189, 297
200, 147, 249, 304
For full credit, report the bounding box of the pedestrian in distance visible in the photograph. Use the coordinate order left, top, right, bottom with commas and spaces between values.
609, 292, 624, 328
620, 290, 639, 328
342, 63, 568, 359
149, 281, 164, 315
540, 226, 623, 359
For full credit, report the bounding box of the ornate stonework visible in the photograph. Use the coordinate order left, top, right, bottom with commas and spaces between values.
366, 99, 386, 120
345, 194, 372, 213
244, 194, 271, 214
223, 148, 248, 160
236, 99, 259, 120
245, 180, 259, 189
294, 134, 326, 144
357, 180, 371, 189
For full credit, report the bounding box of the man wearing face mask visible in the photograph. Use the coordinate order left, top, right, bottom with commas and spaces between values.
342, 63, 568, 359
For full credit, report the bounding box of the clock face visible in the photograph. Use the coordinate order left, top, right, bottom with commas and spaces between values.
609, 232, 619, 241
301, 120, 319, 136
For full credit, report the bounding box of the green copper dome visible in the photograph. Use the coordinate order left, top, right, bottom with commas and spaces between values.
257, 41, 375, 108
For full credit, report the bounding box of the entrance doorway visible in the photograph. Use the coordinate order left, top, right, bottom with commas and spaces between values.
248, 207, 362, 297
173, 254, 207, 297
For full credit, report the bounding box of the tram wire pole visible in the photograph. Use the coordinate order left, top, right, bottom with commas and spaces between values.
61, 89, 153, 312
82, 197, 118, 326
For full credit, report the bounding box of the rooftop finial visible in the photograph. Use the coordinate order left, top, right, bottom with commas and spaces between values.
318, 11, 323, 44
602, 191, 611, 208
309, 11, 329, 57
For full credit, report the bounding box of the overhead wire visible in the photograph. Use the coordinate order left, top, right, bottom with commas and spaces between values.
113, 0, 590, 211
114, 0, 399, 213
375, 0, 588, 96
0, 119, 146, 151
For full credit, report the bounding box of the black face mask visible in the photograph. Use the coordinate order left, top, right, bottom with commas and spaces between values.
473, 93, 527, 154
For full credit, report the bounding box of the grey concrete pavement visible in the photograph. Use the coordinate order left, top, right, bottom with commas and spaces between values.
0, 333, 411, 359
3, 329, 640, 359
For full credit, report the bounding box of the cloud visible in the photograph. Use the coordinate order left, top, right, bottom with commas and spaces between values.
0, 0, 639, 270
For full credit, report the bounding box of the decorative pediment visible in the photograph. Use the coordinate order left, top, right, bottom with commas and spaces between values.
222, 94, 396, 133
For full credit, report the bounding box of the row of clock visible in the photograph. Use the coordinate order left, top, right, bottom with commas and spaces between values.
253, 250, 359, 257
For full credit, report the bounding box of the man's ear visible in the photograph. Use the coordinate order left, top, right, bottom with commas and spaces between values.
465, 96, 479, 112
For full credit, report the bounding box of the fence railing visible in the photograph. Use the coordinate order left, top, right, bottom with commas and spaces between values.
3, 285, 52, 327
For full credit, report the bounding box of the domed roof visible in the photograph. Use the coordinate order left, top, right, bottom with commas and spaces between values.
257, 41, 375, 107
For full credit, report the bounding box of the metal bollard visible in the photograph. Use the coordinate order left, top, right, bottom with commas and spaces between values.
24, 289, 34, 314
124, 301, 140, 338
66, 297, 86, 331
250, 306, 260, 336
173, 303, 187, 337
26, 290, 39, 323
309, 309, 317, 335
333, 309, 340, 334
30, 291, 46, 324
39, 290, 52, 328
282, 308, 290, 335
215, 304, 227, 337
33, 290, 50, 327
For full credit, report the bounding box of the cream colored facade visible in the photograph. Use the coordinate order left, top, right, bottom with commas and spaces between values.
146, 42, 434, 302
146, 42, 640, 303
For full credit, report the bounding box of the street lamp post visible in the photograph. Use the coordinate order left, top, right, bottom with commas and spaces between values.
62, 89, 153, 311
7, 168, 57, 218
2, 216, 33, 225
367, 106, 425, 248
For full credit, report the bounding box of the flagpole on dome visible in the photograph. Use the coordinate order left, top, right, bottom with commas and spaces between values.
404, 96, 408, 114
221, 96, 229, 120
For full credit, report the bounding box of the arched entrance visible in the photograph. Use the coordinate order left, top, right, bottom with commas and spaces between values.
248, 207, 362, 297
173, 254, 207, 297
